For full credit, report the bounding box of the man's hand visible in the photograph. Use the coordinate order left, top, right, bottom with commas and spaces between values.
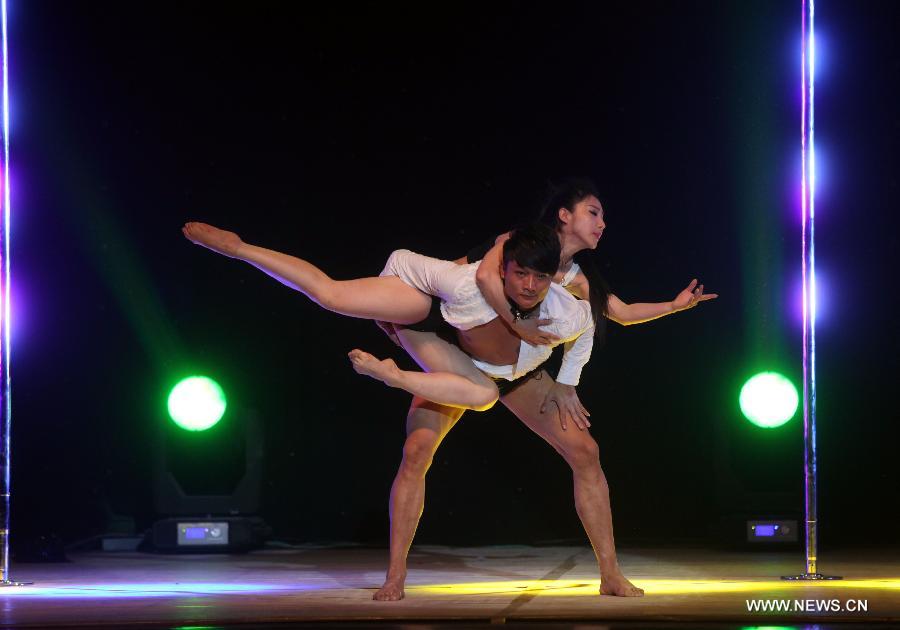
671, 279, 718, 312
540, 381, 591, 431
375, 320, 402, 347
512, 318, 560, 346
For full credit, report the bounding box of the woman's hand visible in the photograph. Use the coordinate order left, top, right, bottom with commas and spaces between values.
512, 317, 560, 346
540, 381, 591, 431
671, 279, 718, 312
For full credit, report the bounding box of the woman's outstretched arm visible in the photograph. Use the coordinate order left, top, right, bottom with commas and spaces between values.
606, 279, 718, 325
183, 222, 432, 324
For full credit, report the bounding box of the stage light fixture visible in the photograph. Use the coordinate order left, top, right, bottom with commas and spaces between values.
167, 376, 227, 431
739, 372, 798, 428
155, 382, 269, 552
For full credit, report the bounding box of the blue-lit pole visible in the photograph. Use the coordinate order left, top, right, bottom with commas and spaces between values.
783, 0, 839, 582
0, 0, 14, 585
800, 0, 818, 578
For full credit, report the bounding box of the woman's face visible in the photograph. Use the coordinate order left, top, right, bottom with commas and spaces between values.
559, 195, 605, 251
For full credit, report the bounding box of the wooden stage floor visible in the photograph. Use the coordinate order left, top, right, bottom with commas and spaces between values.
1, 545, 898, 627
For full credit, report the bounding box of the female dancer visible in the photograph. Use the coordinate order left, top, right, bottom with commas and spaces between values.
182, 221, 590, 412
182, 201, 714, 417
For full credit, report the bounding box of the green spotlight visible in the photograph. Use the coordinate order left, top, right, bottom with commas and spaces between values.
167, 376, 227, 431
739, 372, 798, 428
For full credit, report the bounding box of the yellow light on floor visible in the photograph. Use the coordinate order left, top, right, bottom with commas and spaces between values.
412, 578, 900, 596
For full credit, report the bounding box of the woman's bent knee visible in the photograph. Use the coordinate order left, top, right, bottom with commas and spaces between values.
313, 281, 344, 312
470, 384, 500, 412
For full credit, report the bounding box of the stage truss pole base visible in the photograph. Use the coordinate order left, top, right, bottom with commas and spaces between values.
782, 573, 842, 581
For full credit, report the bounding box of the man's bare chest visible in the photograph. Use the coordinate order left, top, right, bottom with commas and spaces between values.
456, 317, 520, 366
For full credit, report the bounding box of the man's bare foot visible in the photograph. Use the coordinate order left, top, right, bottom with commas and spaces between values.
373, 577, 406, 601
182, 222, 244, 258
348, 349, 401, 387
600, 572, 644, 597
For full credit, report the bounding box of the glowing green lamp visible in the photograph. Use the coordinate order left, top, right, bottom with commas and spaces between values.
739, 372, 799, 428
740, 372, 800, 429
167, 376, 227, 431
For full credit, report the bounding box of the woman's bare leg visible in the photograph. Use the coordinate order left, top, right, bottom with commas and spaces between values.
183, 222, 432, 324
348, 349, 498, 411
500, 371, 644, 597
184, 222, 498, 409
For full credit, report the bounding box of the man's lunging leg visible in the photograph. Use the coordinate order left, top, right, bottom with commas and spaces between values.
501, 373, 644, 597
375, 328, 482, 600
375, 397, 463, 601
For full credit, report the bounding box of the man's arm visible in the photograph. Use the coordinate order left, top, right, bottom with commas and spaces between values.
541, 304, 594, 431
556, 322, 594, 387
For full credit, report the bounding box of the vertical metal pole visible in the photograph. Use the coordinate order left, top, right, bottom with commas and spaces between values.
0, 0, 14, 585
801, 0, 818, 575
0, 0, 26, 587
783, 0, 839, 582
801, 0, 818, 578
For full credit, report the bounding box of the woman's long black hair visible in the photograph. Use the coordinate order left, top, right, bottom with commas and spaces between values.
538, 177, 611, 342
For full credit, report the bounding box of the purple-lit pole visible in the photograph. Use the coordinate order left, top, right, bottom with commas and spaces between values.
0, 0, 11, 584
0, 0, 20, 587
800, 0, 818, 578
784, 0, 838, 582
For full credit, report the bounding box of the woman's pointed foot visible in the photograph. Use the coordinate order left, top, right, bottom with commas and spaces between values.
348, 349, 401, 387
182, 222, 244, 258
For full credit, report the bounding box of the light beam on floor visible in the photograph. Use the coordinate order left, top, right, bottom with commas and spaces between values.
414, 578, 900, 596
0, 582, 321, 598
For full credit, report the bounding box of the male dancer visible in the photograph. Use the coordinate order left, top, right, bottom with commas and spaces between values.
183, 218, 712, 600
372, 190, 713, 600
375, 234, 644, 600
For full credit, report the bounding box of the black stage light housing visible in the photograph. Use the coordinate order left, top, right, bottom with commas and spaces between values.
151, 407, 271, 553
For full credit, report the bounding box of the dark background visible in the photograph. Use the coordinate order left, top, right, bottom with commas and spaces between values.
9, 1, 899, 551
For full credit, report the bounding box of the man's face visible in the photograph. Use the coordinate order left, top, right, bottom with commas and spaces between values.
501, 260, 553, 310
